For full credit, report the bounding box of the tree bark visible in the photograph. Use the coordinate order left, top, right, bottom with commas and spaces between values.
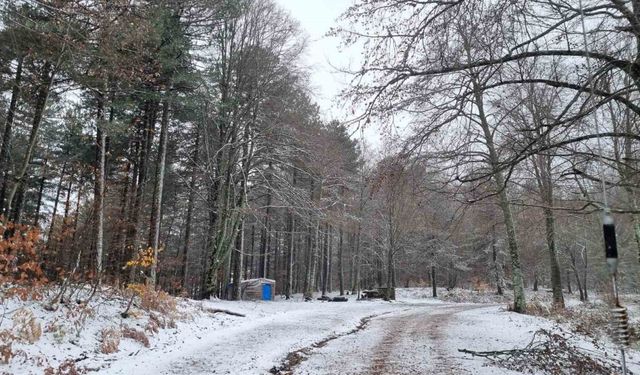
33, 158, 48, 227
472, 76, 526, 313
338, 226, 344, 296
232, 219, 244, 300
431, 265, 437, 298
321, 223, 329, 297
47, 162, 67, 256
5, 62, 54, 216
182, 124, 200, 290
149, 99, 171, 286
491, 226, 504, 296
0, 56, 23, 214
95, 92, 107, 284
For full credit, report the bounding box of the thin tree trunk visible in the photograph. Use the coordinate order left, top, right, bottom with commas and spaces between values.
0, 56, 24, 214
126, 103, 155, 282
232, 219, 244, 300
328, 227, 333, 293
5, 62, 54, 216
33, 158, 48, 227
149, 99, 171, 286
182, 124, 200, 290
47, 162, 67, 254
321, 223, 329, 297
95, 92, 107, 284
491, 226, 504, 296
338, 226, 344, 296
303, 223, 314, 298
431, 265, 437, 298
472, 77, 526, 313
248, 225, 255, 279
352, 225, 361, 295
285, 214, 295, 299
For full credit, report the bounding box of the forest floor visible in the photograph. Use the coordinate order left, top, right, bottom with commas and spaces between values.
3, 287, 640, 374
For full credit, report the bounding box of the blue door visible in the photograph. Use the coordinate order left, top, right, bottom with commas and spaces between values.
262, 283, 272, 301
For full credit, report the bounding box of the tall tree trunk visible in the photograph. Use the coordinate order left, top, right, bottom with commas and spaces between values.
5, 62, 54, 216
321, 223, 329, 297
95, 92, 107, 284
285, 212, 294, 298
0, 56, 24, 214
33, 158, 48, 227
259, 162, 272, 278
431, 265, 437, 298
491, 226, 504, 296
182, 124, 200, 290
351, 225, 361, 295
149, 99, 171, 286
248, 225, 255, 279
126, 103, 156, 282
532, 149, 564, 308
327, 227, 333, 293
60, 170, 73, 269
232, 219, 244, 300
472, 77, 526, 313
303, 223, 314, 298
47, 162, 67, 255
338, 226, 344, 296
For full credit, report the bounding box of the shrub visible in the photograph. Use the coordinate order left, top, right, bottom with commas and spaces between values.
12, 308, 41, 344
0, 329, 14, 364
99, 328, 120, 354
127, 283, 178, 317
44, 359, 86, 375
121, 326, 150, 347
0, 217, 47, 300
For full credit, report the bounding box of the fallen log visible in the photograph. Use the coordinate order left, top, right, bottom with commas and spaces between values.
205, 308, 246, 317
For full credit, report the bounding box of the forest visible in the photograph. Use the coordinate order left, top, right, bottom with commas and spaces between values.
2, 0, 640, 373
1, 0, 640, 321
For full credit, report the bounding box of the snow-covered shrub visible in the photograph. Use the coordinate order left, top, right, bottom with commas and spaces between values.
0, 329, 14, 364
121, 326, 149, 347
44, 359, 85, 375
12, 308, 41, 344
99, 328, 121, 354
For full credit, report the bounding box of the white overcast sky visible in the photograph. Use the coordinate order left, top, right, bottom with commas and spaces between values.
274, 0, 384, 150
274, 0, 353, 117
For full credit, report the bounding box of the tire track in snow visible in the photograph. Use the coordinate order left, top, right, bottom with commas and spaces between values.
294, 302, 486, 375
269, 310, 398, 375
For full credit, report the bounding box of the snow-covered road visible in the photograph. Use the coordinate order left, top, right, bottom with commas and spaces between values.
106, 298, 406, 374
295, 303, 486, 375
106, 299, 508, 375
102, 296, 639, 375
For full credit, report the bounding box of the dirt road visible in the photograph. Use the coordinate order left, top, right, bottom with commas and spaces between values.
294, 303, 483, 375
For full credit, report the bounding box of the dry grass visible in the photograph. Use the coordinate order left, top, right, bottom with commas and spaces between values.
44, 359, 86, 375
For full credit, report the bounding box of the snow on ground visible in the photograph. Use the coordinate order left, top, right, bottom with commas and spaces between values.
3, 287, 640, 374
107, 295, 402, 374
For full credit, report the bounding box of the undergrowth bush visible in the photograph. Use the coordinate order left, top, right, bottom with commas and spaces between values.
121, 326, 150, 347
99, 328, 121, 354
0, 217, 47, 301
